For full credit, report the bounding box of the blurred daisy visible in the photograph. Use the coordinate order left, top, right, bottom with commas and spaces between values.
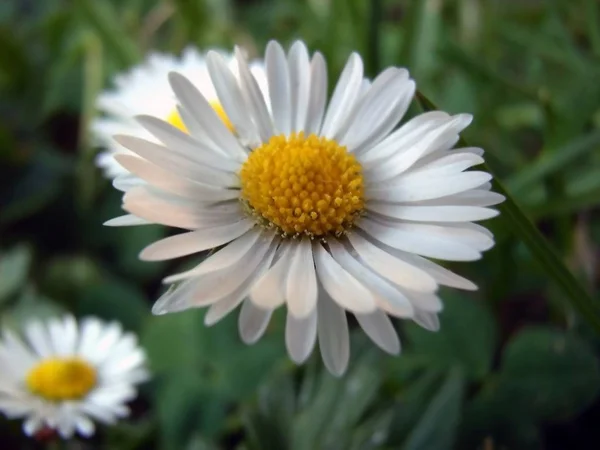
109, 40, 504, 376
0, 316, 148, 438
92, 46, 267, 184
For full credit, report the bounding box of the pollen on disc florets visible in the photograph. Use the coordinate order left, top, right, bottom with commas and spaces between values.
26, 357, 97, 402
239, 132, 365, 237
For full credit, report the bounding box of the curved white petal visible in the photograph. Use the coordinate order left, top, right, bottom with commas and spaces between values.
286, 238, 318, 318
235, 46, 274, 143
355, 310, 400, 355
359, 217, 482, 261
250, 244, 294, 309
346, 232, 437, 292
317, 290, 349, 377
114, 135, 237, 188
206, 51, 260, 146
168, 72, 247, 160
288, 40, 311, 132
285, 308, 317, 364
320, 53, 363, 138
327, 240, 414, 317
238, 299, 273, 344
139, 219, 254, 261
313, 242, 377, 313
366, 204, 499, 222
266, 40, 292, 135
305, 52, 328, 134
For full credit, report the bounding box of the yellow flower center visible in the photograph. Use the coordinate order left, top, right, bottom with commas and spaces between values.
166, 101, 233, 133
26, 358, 97, 402
240, 132, 365, 237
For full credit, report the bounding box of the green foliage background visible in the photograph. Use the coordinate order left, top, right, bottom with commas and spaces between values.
2, 0, 600, 448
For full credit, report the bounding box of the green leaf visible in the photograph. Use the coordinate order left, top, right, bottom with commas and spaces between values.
77, 278, 150, 332
387, 370, 444, 444
0, 244, 32, 303
155, 372, 226, 449
416, 91, 600, 334
499, 327, 600, 421
402, 368, 465, 450
243, 371, 296, 450
141, 310, 206, 375
405, 293, 496, 380
292, 351, 384, 450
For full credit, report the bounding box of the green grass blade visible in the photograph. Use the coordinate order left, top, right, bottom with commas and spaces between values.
507, 130, 600, 194
416, 91, 600, 334
76, 0, 139, 67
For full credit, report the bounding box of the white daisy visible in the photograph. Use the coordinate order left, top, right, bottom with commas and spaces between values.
92, 46, 267, 180
108, 40, 504, 376
0, 316, 148, 438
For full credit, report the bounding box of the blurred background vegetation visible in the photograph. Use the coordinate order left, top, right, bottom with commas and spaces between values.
1, 0, 600, 448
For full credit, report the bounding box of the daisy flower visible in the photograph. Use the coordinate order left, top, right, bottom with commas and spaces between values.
108, 40, 504, 376
0, 316, 148, 438
92, 46, 267, 201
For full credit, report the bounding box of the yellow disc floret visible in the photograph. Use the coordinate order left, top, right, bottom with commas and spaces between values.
166, 101, 233, 133
26, 358, 97, 401
240, 132, 365, 237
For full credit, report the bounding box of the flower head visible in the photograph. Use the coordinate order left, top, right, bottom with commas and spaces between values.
0, 316, 148, 438
109, 40, 504, 376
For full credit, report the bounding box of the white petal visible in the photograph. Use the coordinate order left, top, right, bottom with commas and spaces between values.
152, 235, 276, 314
359, 217, 482, 261
139, 219, 254, 261
285, 308, 317, 364
206, 51, 260, 146
320, 53, 364, 138
366, 171, 493, 203
24, 321, 53, 358
288, 40, 311, 132
404, 291, 444, 313
164, 229, 262, 283
413, 310, 440, 331
266, 40, 292, 135
304, 52, 328, 135
135, 114, 241, 169
48, 316, 78, 356
204, 242, 278, 326
238, 299, 273, 344
115, 154, 240, 201
393, 252, 477, 290
313, 242, 377, 313
250, 244, 294, 309
367, 204, 499, 222
114, 135, 237, 188
355, 310, 400, 355
104, 214, 150, 227
429, 189, 505, 207
123, 186, 241, 230
286, 238, 318, 318
365, 114, 473, 181
168, 72, 247, 160
317, 290, 349, 377
75, 415, 95, 437
360, 111, 450, 166
339, 68, 414, 151
235, 47, 274, 143
113, 174, 145, 192
23, 418, 42, 436
327, 240, 414, 316
346, 232, 437, 292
